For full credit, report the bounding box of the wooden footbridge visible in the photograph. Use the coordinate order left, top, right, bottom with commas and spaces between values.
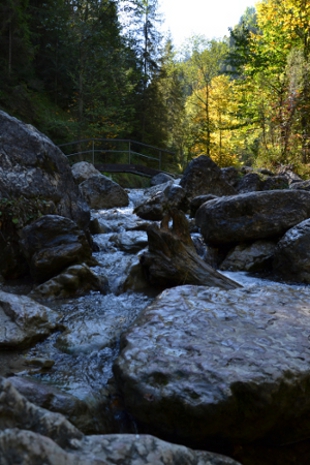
58, 138, 176, 178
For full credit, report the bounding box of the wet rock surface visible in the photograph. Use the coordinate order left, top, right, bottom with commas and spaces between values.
114, 284, 310, 448
29, 263, 109, 301
0, 291, 59, 348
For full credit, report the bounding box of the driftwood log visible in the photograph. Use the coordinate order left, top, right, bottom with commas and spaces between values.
140, 209, 241, 290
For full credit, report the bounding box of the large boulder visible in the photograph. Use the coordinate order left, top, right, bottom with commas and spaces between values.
0, 110, 90, 279
79, 174, 129, 209
113, 284, 310, 448
196, 189, 310, 245
134, 183, 188, 221
20, 215, 93, 283
0, 291, 59, 348
180, 155, 237, 201
273, 218, 310, 283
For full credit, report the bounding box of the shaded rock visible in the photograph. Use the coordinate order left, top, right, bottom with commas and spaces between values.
109, 231, 148, 254
71, 161, 102, 184
134, 183, 188, 221
89, 218, 112, 234
0, 429, 242, 465
122, 259, 154, 293
29, 264, 109, 301
220, 240, 277, 272
190, 194, 218, 218
235, 172, 288, 193
221, 166, 241, 188
20, 215, 93, 283
113, 283, 310, 448
196, 189, 310, 245
79, 175, 129, 209
180, 155, 237, 201
290, 179, 310, 191
261, 175, 288, 190
0, 291, 59, 348
0, 377, 83, 448
0, 111, 90, 279
236, 172, 262, 193
273, 218, 310, 283
0, 429, 87, 465
140, 209, 240, 290
150, 172, 175, 186
7, 376, 97, 434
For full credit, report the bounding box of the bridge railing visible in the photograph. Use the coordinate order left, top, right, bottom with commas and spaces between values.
58, 138, 175, 171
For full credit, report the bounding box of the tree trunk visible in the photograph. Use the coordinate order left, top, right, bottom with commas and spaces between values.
140, 209, 241, 290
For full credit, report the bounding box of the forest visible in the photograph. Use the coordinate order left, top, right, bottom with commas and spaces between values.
1, 0, 310, 175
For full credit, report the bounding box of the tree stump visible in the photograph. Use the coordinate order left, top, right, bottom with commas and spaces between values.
140, 209, 241, 290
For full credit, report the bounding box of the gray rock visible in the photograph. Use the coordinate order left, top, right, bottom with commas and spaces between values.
236, 172, 262, 193
108, 231, 148, 254
0, 429, 88, 465
134, 183, 188, 221
180, 155, 237, 201
0, 429, 242, 465
114, 284, 310, 447
196, 189, 310, 245
0, 291, 59, 348
71, 161, 102, 184
221, 166, 241, 188
20, 215, 93, 283
7, 376, 97, 434
190, 194, 218, 217
273, 218, 310, 283
0, 377, 83, 447
290, 179, 310, 191
79, 175, 129, 209
0, 111, 90, 279
150, 172, 175, 186
220, 240, 277, 272
29, 264, 109, 301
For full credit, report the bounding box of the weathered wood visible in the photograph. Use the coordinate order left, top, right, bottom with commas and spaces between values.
140, 209, 241, 290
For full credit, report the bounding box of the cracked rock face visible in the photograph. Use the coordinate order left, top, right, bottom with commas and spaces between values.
0, 291, 59, 348
113, 284, 310, 447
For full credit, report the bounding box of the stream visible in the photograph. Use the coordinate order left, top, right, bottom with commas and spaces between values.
1, 187, 310, 463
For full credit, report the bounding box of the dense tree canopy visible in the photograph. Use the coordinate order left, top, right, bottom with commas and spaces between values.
1, 0, 310, 174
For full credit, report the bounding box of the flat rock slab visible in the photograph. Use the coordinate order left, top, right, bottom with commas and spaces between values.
0, 291, 59, 348
114, 284, 310, 447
